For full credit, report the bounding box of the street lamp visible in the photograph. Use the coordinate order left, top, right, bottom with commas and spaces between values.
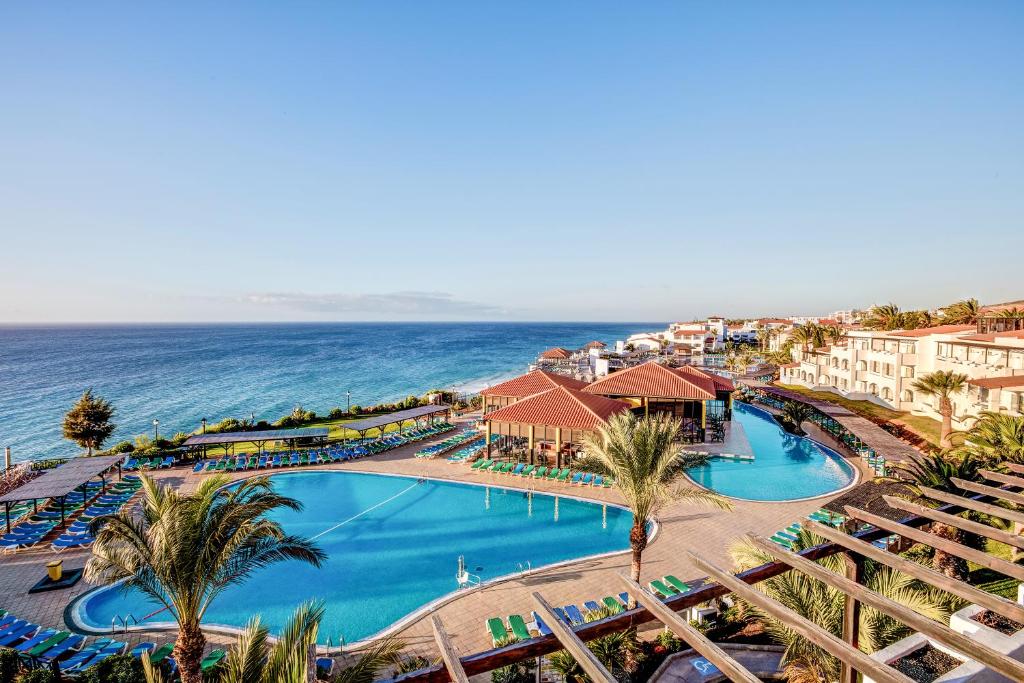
346, 391, 351, 413
153, 419, 159, 442
201, 418, 207, 434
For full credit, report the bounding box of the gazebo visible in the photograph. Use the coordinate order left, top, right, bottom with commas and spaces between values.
482, 386, 630, 468
583, 361, 731, 441
481, 370, 589, 414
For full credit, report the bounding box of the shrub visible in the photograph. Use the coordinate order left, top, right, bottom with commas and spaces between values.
19, 668, 57, 683
79, 653, 145, 683
107, 441, 135, 454
327, 407, 346, 420
349, 405, 362, 415
0, 648, 21, 683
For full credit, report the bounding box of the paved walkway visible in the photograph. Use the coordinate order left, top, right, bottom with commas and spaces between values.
0, 422, 868, 664
650, 645, 785, 683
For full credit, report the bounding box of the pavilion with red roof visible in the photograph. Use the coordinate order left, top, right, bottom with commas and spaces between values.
480, 370, 589, 413
482, 385, 630, 467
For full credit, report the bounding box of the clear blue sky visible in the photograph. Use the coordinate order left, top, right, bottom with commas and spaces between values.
1, 2, 1021, 322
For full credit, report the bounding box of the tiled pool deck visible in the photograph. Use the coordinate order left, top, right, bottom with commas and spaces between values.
0, 420, 872, 665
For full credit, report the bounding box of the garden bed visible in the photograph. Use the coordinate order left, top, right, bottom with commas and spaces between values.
970, 609, 1024, 636
890, 644, 961, 682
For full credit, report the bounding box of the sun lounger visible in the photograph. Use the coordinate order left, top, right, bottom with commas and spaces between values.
520, 465, 535, 477
530, 611, 552, 636
0, 623, 39, 647
570, 472, 584, 485
471, 459, 491, 470
131, 643, 155, 658
664, 575, 690, 594
533, 466, 548, 478
59, 639, 113, 671
486, 617, 507, 645
200, 649, 226, 671
38, 635, 84, 662
507, 614, 531, 640
15, 628, 58, 652
148, 642, 174, 665
555, 469, 571, 482
498, 463, 515, 474
583, 600, 602, 614
601, 597, 624, 614
563, 605, 585, 625
510, 464, 525, 476
619, 592, 639, 608
648, 580, 678, 599
578, 473, 593, 485
27, 631, 71, 657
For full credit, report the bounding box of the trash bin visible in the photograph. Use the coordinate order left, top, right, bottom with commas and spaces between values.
46, 559, 63, 582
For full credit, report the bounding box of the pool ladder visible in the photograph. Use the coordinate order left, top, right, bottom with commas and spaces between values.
516, 560, 532, 574
112, 613, 137, 633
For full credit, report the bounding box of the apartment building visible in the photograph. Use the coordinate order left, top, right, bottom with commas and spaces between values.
780, 317, 1024, 426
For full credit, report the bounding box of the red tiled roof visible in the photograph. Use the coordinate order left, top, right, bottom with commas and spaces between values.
980, 300, 1024, 314
482, 386, 630, 430
481, 370, 589, 398
539, 347, 573, 359
959, 330, 1024, 342
583, 361, 716, 400
675, 365, 735, 392
889, 324, 975, 338
582, 340, 607, 349
780, 362, 800, 369
967, 375, 1024, 390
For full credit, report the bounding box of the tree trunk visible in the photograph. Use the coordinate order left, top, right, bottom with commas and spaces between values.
939, 397, 953, 448
932, 522, 969, 580
175, 623, 206, 683
628, 521, 648, 607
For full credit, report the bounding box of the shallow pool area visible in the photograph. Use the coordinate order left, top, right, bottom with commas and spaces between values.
686, 402, 856, 501
72, 471, 635, 643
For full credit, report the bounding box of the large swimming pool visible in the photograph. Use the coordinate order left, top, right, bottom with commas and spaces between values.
686, 403, 856, 501
72, 471, 635, 643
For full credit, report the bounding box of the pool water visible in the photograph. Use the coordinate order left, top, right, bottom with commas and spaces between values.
73, 471, 635, 643
686, 403, 855, 501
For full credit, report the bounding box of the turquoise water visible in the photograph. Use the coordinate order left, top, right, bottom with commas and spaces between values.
686, 403, 855, 501
0, 323, 655, 462
73, 471, 635, 642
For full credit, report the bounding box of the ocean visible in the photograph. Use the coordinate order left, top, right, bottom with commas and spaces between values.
0, 322, 657, 463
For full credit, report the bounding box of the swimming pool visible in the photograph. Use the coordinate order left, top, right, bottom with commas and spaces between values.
686, 402, 856, 501
71, 471, 636, 643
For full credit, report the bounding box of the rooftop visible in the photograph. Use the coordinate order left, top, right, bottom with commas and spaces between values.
481, 370, 589, 398
183, 427, 330, 446
583, 361, 716, 400
967, 375, 1024, 390
482, 385, 630, 430
887, 324, 975, 337
538, 347, 573, 360
0, 455, 124, 504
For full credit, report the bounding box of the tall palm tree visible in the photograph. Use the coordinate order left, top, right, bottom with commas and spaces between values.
756, 328, 772, 352
940, 298, 980, 325
861, 304, 904, 331
781, 401, 815, 436
730, 529, 957, 683
86, 475, 326, 683
579, 413, 730, 587
891, 452, 983, 579
963, 411, 1024, 464
216, 602, 325, 683
911, 370, 969, 447
789, 324, 818, 353
822, 324, 845, 346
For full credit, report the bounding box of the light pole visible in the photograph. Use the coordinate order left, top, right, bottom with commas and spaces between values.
153, 419, 159, 442
201, 418, 207, 434
346, 391, 351, 413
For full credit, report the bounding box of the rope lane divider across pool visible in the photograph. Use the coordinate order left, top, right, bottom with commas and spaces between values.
310, 479, 426, 541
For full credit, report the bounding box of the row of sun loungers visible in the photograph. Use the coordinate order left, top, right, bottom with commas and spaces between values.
486, 591, 644, 645
0, 477, 142, 553
468, 460, 613, 487
415, 428, 479, 458
769, 508, 847, 550
445, 436, 498, 463
123, 455, 175, 470
192, 423, 458, 474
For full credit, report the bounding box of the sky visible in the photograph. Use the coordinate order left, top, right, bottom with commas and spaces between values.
1, 2, 1021, 323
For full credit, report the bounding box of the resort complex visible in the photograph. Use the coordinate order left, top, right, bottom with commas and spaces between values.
2, 298, 1024, 683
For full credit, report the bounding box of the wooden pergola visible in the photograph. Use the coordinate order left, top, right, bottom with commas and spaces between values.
482, 386, 629, 468
388, 464, 1024, 683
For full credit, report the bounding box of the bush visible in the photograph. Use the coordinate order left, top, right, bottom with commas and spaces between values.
349, 405, 362, 415
79, 653, 145, 683
107, 441, 135, 454
0, 648, 21, 683
19, 668, 57, 683
327, 407, 346, 420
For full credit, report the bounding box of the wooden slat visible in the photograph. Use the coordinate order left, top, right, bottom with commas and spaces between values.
951, 478, 1024, 506
430, 616, 469, 683
531, 593, 617, 683
1003, 463, 1024, 475
882, 495, 1024, 551
916, 486, 1024, 525
980, 469, 1024, 487
749, 535, 1024, 682
844, 505, 1024, 582
617, 574, 760, 683
840, 552, 864, 683
805, 520, 1024, 624
686, 552, 914, 683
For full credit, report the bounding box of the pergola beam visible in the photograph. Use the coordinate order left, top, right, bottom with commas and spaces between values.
531, 593, 617, 683
916, 486, 1024, 524
951, 477, 1024, 506
748, 534, 1024, 681
979, 469, 1024, 488
617, 575, 760, 683
843, 505, 1024, 582
686, 552, 914, 683
805, 519, 1024, 624
430, 616, 469, 683
882, 495, 1024, 551
1003, 463, 1024, 475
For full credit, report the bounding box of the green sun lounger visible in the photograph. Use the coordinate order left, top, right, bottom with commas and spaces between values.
664, 575, 691, 594
200, 649, 226, 671
149, 643, 174, 665
555, 468, 571, 482
648, 580, 678, 599
507, 614, 531, 640
533, 466, 548, 478
486, 618, 507, 645
488, 461, 504, 472
520, 465, 535, 477
500, 462, 516, 474
471, 459, 491, 470
28, 631, 70, 657
601, 596, 624, 614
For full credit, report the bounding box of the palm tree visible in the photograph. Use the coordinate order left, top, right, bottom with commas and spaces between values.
725, 349, 752, 376
781, 401, 815, 435
756, 328, 772, 352
861, 304, 904, 331
789, 324, 818, 353
579, 413, 730, 587
911, 370, 969, 447
940, 298, 980, 325
730, 529, 957, 683
86, 475, 326, 683
891, 452, 983, 579
547, 607, 640, 682
218, 602, 325, 683
822, 324, 845, 346
963, 411, 1024, 464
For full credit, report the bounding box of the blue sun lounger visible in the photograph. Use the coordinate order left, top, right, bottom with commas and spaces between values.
563, 605, 585, 625
0, 623, 39, 647
14, 628, 57, 652
584, 600, 602, 614
530, 612, 552, 636
131, 642, 156, 658
38, 635, 85, 662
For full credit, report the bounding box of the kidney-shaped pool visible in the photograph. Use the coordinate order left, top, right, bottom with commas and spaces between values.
71, 471, 636, 643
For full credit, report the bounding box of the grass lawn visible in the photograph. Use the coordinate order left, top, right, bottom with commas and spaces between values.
776, 383, 943, 448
